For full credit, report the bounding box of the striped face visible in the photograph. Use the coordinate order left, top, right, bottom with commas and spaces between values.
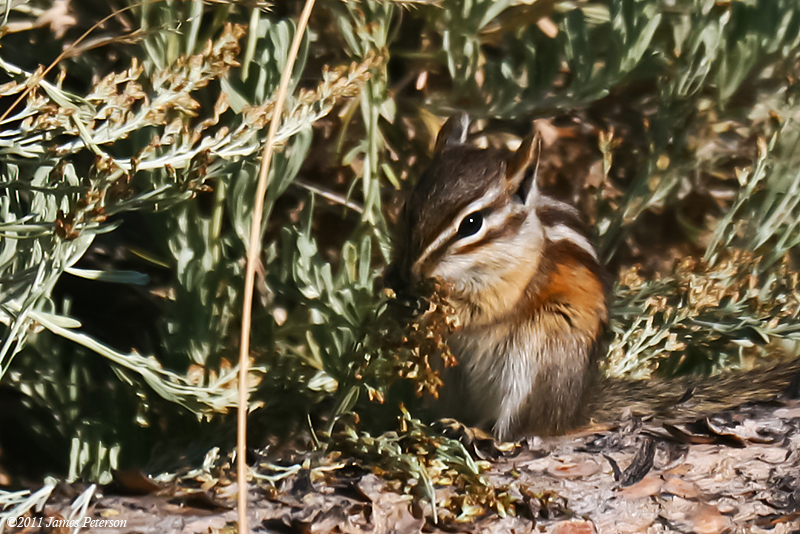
412, 169, 545, 323
408, 149, 538, 275
390, 114, 602, 329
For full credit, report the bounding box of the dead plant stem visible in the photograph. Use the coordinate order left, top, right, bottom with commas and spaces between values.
237, 1, 317, 533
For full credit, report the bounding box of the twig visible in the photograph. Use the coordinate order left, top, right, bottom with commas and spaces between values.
293, 178, 364, 214
0, 4, 138, 125
237, 1, 317, 533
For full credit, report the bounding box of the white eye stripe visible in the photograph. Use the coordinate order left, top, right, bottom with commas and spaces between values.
414, 187, 505, 270
544, 224, 598, 261
451, 203, 515, 250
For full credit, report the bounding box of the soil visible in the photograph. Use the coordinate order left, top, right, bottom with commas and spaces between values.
13, 399, 800, 534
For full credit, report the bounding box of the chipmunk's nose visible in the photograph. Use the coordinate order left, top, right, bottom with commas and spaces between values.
383, 260, 411, 296
382, 261, 427, 319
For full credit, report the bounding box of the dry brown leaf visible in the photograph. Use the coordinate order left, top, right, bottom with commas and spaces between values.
547, 519, 596, 534
662, 476, 700, 499
618, 474, 662, 499
691, 504, 730, 534
357, 474, 423, 534
547, 458, 601, 479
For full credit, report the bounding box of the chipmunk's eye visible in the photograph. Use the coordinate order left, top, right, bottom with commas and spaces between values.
457, 211, 483, 239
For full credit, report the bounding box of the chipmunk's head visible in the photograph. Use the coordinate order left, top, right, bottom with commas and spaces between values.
387, 113, 548, 319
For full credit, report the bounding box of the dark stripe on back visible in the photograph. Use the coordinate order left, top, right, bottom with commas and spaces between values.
536, 204, 589, 235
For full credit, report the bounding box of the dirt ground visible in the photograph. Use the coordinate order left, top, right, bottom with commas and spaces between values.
13, 398, 800, 534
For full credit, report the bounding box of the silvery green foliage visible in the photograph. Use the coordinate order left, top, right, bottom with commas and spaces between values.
0, 2, 373, 481
2, 0, 800, 491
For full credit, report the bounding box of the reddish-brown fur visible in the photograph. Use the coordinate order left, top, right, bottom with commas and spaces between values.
389, 113, 800, 440
524, 244, 607, 337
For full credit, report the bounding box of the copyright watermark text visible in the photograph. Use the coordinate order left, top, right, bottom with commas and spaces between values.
5, 516, 127, 529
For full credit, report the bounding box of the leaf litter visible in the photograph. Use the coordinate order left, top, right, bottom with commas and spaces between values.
14, 397, 798, 534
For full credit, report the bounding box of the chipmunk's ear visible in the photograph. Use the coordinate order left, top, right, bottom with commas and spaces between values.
507, 130, 542, 206
434, 112, 469, 152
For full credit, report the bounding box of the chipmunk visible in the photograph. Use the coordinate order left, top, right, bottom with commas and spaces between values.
387, 112, 800, 441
